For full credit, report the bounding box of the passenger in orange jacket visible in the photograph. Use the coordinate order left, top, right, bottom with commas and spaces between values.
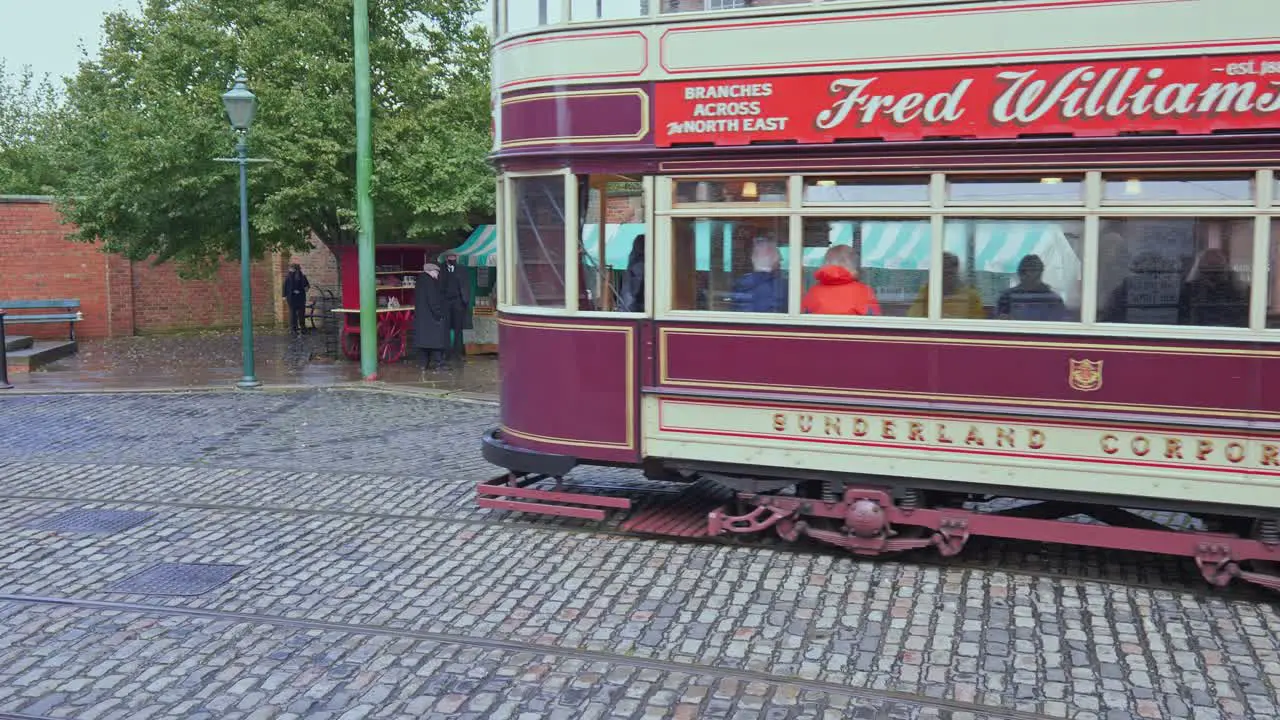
801, 245, 881, 316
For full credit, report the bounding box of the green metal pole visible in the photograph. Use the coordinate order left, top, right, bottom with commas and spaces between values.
354, 0, 378, 380
236, 135, 261, 389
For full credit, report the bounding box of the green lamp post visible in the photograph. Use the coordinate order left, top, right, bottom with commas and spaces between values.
221, 70, 262, 389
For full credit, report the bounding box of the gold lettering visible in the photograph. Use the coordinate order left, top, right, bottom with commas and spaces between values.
772, 413, 786, 432
1101, 434, 1118, 455
799, 414, 814, 433
1132, 436, 1150, 456
1263, 444, 1279, 466
1226, 442, 1246, 464
1028, 429, 1046, 450
852, 417, 869, 437
996, 427, 1015, 448
882, 420, 896, 440
824, 416, 842, 437
908, 422, 925, 442
1165, 438, 1183, 460
937, 424, 954, 444
965, 426, 985, 446
1195, 439, 1213, 461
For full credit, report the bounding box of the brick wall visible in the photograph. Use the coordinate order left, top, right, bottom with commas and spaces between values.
0, 198, 339, 339
0, 200, 113, 339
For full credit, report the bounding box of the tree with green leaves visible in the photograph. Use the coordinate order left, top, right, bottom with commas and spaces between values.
54, 0, 492, 272
0, 61, 64, 196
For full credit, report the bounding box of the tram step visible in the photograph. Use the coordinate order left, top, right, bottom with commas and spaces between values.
477, 474, 633, 521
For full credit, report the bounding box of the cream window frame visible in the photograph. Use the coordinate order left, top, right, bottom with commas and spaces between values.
651, 169, 1280, 342
574, 174, 652, 319
500, 168, 575, 317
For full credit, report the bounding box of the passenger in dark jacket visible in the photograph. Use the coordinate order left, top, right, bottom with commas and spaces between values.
729, 241, 786, 313
413, 263, 450, 370
619, 234, 645, 312
282, 263, 310, 334
994, 254, 1067, 322
1177, 248, 1249, 327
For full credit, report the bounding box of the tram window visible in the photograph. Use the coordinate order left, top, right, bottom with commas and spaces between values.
1097, 218, 1253, 328
673, 178, 787, 205
803, 177, 928, 205
662, 0, 808, 11
571, 0, 647, 20
800, 218, 929, 317
670, 217, 788, 313
579, 175, 646, 312
511, 176, 568, 307
940, 219, 1083, 322
1269, 221, 1280, 329
506, 0, 563, 32
947, 176, 1084, 204
1102, 174, 1254, 204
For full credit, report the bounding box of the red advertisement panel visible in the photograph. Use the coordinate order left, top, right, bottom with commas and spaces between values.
655, 53, 1280, 146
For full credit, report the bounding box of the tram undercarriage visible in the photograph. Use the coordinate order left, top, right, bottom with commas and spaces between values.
480, 430, 1280, 592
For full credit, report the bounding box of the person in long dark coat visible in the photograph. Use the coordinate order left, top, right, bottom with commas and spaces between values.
413, 263, 450, 370
440, 252, 472, 362
282, 263, 310, 334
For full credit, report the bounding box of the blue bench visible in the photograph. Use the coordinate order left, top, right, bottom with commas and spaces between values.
0, 299, 83, 340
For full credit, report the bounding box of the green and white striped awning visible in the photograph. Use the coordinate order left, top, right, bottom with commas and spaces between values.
581, 223, 645, 269
448, 225, 498, 267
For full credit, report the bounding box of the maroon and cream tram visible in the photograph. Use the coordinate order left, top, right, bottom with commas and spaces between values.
480, 0, 1280, 591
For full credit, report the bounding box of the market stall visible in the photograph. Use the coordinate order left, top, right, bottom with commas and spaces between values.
333, 244, 445, 363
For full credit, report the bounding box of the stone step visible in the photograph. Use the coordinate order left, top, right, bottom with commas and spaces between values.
5, 339, 78, 373
3, 334, 33, 352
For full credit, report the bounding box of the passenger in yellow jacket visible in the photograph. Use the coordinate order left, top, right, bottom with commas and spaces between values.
907, 252, 986, 319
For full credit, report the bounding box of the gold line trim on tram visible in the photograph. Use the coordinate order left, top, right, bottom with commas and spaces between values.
499, 424, 636, 451
657, 326, 1280, 358
656, 328, 1280, 421
657, 149, 1280, 172
499, 89, 650, 147
498, 318, 637, 450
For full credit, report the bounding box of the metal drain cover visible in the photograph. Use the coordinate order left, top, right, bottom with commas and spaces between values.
27, 510, 155, 534
108, 563, 246, 596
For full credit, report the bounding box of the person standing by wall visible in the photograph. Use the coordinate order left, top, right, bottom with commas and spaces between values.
283, 263, 310, 335
413, 262, 450, 370
440, 252, 472, 362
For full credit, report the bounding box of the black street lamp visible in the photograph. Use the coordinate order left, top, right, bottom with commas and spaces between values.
221, 70, 261, 389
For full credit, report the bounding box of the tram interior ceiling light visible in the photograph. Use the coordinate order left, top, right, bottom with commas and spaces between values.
816, 179, 838, 187
1125, 178, 1143, 195
741, 181, 759, 199
1040, 177, 1063, 184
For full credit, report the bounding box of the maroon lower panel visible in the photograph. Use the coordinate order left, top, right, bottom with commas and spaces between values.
499, 314, 640, 463
657, 322, 1280, 423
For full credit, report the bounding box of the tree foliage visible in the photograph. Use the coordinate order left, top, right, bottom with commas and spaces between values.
0, 61, 64, 195
54, 0, 492, 271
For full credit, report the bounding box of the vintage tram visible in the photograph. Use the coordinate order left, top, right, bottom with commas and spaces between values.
480, 0, 1280, 591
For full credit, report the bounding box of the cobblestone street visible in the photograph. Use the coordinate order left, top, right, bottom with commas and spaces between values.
0, 390, 1277, 720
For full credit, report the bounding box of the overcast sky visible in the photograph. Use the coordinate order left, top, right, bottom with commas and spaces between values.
1, 0, 133, 81
4, 1, 496, 83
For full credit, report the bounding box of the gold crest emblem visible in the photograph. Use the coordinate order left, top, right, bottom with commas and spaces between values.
1068, 358, 1103, 392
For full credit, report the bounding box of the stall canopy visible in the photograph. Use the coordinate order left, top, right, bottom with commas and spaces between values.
581, 223, 645, 269
448, 225, 498, 267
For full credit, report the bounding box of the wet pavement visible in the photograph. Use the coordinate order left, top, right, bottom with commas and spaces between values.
0, 390, 1276, 720
3, 330, 498, 400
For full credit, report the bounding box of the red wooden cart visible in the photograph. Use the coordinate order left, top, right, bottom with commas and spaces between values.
332, 244, 447, 364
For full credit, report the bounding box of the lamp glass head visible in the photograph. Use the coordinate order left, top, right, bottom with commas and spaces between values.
221, 72, 257, 132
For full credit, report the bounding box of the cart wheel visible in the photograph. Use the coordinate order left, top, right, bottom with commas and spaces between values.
339, 324, 360, 361
380, 329, 407, 363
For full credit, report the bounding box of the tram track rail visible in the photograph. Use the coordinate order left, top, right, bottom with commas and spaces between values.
0, 592, 1056, 720
0, 484, 1273, 604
